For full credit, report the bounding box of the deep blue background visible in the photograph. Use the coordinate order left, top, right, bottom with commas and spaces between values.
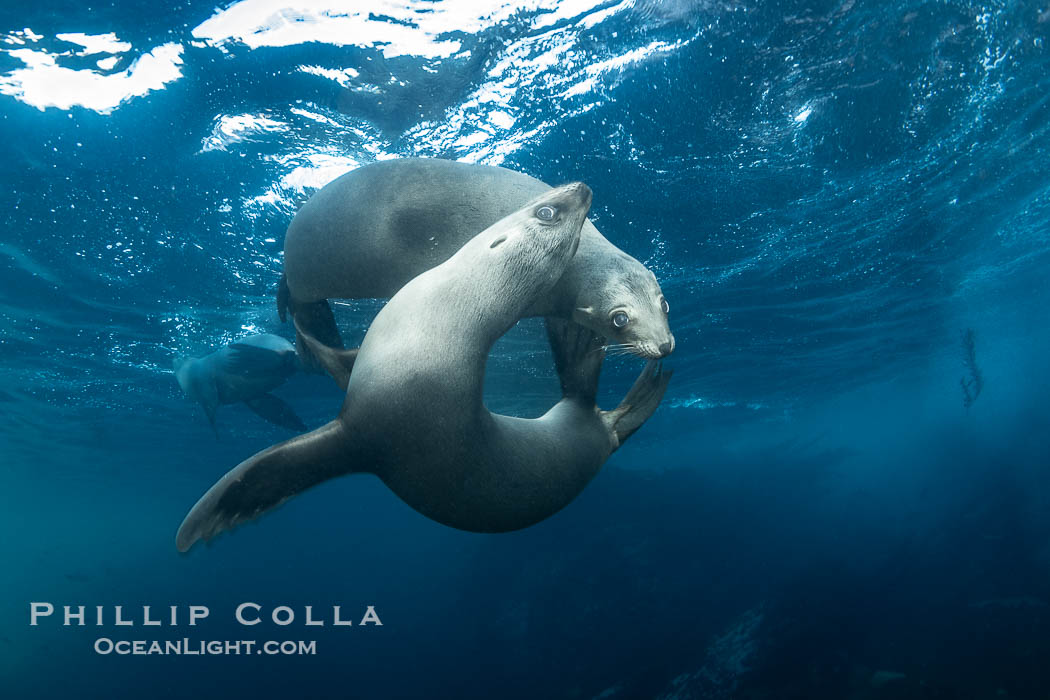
2, 1, 1049, 698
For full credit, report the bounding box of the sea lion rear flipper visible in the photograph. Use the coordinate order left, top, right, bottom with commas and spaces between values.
277, 273, 292, 323
176, 420, 354, 552
601, 360, 672, 447
545, 317, 605, 404
278, 274, 347, 373
294, 316, 359, 391
293, 301, 347, 374
244, 394, 307, 431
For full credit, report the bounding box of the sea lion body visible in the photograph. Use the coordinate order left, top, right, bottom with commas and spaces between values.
339, 190, 612, 531
173, 333, 305, 433
177, 184, 671, 550
280, 158, 674, 366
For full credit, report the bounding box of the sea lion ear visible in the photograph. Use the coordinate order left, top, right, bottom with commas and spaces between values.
572, 306, 595, 324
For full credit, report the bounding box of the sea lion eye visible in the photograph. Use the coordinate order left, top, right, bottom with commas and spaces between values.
661, 298, 669, 314
536, 206, 556, 221
612, 311, 629, 329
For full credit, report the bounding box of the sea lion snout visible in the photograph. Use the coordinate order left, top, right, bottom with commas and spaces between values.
635, 333, 675, 359
565, 181, 592, 206
555, 181, 592, 214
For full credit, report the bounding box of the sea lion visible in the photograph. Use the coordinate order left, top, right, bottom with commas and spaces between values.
173, 333, 306, 434
176, 183, 671, 551
278, 158, 674, 386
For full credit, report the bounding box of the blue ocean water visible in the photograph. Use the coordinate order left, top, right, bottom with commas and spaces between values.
2, 0, 1049, 697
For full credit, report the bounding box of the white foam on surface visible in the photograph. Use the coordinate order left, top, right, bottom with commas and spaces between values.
0, 40, 183, 113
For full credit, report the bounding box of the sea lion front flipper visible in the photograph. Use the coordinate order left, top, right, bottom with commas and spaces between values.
545, 317, 605, 404
199, 378, 220, 439
224, 343, 285, 375
601, 361, 672, 448
176, 420, 354, 552
294, 316, 359, 391
243, 394, 307, 431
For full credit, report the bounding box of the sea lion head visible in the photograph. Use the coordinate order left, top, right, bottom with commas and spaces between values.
573, 258, 675, 359
172, 356, 197, 394
468, 181, 593, 300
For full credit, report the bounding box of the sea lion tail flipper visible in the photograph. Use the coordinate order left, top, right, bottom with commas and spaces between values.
244, 394, 307, 432
176, 420, 353, 552
601, 360, 672, 447
293, 316, 358, 391
545, 318, 605, 404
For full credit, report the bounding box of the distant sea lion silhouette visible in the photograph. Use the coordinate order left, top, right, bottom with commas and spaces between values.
177, 183, 671, 551
173, 333, 306, 434
277, 157, 674, 387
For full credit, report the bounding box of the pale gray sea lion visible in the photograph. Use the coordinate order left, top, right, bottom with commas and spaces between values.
177, 183, 671, 551
277, 157, 674, 386
173, 333, 306, 434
